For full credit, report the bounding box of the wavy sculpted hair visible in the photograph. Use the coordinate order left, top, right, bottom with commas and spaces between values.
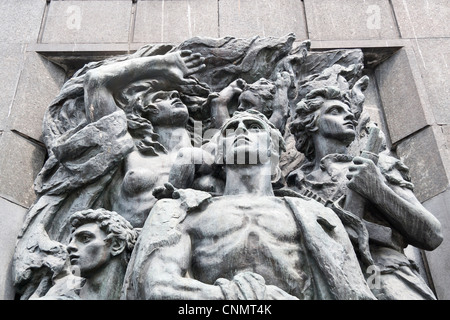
69, 208, 139, 262
289, 86, 353, 161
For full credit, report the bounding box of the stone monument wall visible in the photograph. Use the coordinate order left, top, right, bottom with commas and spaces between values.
0, 0, 449, 299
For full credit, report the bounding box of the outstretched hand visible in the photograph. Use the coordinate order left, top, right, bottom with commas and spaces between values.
163, 50, 206, 85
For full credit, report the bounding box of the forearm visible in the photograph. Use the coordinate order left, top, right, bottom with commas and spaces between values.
210, 96, 231, 129
83, 56, 166, 122
370, 183, 442, 250
269, 86, 289, 130
85, 56, 169, 91
269, 108, 288, 130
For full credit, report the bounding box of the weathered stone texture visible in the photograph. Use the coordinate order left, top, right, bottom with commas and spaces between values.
134, 0, 219, 43
42, 0, 132, 44
396, 126, 449, 202
304, 0, 399, 41
423, 188, 450, 300
0, 44, 26, 131
391, 0, 450, 38
0, 0, 46, 44
0, 132, 46, 208
219, 0, 307, 39
441, 125, 450, 175
7, 52, 65, 142
411, 38, 450, 125
375, 48, 432, 145
0, 198, 28, 300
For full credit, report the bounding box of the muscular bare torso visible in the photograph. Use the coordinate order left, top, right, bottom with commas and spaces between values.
184, 195, 315, 299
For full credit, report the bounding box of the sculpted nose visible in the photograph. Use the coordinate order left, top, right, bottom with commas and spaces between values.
235, 121, 248, 134
344, 110, 355, 122
67, 239, 77, 254
237, 121, 247, 131
169, 90, 180, 99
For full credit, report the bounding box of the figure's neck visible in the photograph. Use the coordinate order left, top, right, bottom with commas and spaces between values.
312, 135, 348, 171
80, 258, 126, 300
224, 163, 274, 196
154, 126, 192, 153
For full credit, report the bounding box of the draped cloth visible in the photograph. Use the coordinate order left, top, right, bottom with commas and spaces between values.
12, 111, 134, 299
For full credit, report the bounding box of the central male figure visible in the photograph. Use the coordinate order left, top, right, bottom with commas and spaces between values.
122, 110, 375, 300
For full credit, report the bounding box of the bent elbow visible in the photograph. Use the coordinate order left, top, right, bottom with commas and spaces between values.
418, 219, 444, 251
427, 222, 444, 250
84, 70, 106, 89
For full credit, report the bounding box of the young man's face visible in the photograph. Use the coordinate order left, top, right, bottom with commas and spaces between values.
237, 90, 265, 113
316, 99, 356, 144
67, 223, 111, 277
220, 115, 272, 165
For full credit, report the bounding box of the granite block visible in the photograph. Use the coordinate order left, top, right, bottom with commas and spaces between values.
0, 44, 26, 131
375, 47, 431, 144
8, 52, 65, 142
42, 0, 132, 44
423, 188, 450, 300
411, 38, 450, 125
134, 0, 219, 43
219, 0, 307, 39
396, 126, 449, 202
0, 197, 28, 300
391, 0, 450, 38
0, 0, 46, 44
304, 0, 399, 41
0, 132, 46, 208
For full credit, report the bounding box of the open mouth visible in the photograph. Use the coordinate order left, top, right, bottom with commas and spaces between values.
69, 255, 80, 264
171, 99, 185, 107
233, 135, 251, 145
343, 121, 355, 128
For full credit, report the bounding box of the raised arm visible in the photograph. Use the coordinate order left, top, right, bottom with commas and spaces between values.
83, 50, 205, 122
209, 79, 246, 129
268, 71, 291, 131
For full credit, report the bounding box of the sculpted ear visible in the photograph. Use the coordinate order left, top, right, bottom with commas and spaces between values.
110, 238, 126, 257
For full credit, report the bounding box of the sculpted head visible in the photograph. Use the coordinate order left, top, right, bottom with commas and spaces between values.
290, 86, 357, 161
237, 78, 277, 118
114, 80, 190, 155
216, 109, 286, 182
67, 208, 139, 278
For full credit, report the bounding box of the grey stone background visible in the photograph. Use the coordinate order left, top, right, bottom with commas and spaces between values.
0, 0, 448, 300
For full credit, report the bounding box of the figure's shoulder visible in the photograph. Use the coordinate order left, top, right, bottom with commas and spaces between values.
150, 188, 213, 214
283, 195, 328, 211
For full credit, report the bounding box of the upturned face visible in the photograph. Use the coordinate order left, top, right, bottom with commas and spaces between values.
316, 99, 356, 144
237, 90, 264, 113
67, 223, 111, 277
220, 115, 272, 165
141, 90, 189, 126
